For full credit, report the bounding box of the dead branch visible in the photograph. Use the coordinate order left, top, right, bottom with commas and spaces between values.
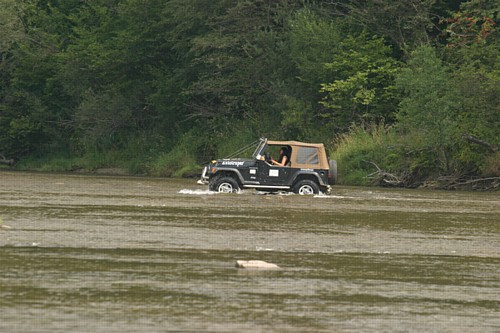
0, 154, 15, 166
462, 134, 498, 153
363, 160, 402, 186
452, 177, 500, 186
444, 177, 500, 190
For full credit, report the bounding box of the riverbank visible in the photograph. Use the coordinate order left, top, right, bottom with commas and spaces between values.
2, 120, 498, 191
2, 163, 498, 191
2, 151, 201, 179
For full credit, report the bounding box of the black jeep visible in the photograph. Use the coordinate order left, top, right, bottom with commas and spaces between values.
198, 138, 337, 194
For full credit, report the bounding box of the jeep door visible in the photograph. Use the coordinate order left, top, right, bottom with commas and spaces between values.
255, 160, 292, 186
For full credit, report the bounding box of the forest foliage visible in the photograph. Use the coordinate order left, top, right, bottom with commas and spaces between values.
0, 0, 498, 188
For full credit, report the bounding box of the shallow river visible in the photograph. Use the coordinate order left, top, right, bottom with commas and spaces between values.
0, 171, 499, 332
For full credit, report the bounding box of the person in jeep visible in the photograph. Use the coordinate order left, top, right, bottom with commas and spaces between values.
271, 147, 290, 167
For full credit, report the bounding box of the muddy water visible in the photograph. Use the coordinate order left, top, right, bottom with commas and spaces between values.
0, 171, 499, 332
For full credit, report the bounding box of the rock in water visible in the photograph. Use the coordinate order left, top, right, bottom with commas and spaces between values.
0, 218, 11, 230
235, 260, 280, 269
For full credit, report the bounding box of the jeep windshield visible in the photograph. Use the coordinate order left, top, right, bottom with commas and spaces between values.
252, 138, 267, 160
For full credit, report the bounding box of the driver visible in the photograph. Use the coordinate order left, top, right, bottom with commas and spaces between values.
271, 147, 290, 167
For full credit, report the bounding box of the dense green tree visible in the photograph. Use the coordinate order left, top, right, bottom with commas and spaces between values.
0, 0, 496, 183
319, 34, 398, 129
181, 1, 298, 121
0, 0, 78, 158
287, 10, 398, 134
442, 0, 499, 175
395, 45, 462, 172
324, 0, 438, 54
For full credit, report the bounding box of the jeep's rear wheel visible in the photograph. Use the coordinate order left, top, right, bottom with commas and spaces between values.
211, 176, 240, 193
293, 180, 319, 195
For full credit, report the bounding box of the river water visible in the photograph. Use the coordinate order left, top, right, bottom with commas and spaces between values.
0, 171, 499, 332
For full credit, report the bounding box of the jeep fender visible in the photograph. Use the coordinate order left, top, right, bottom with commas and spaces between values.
212, 168, 245, 184
290, 171, 327, 187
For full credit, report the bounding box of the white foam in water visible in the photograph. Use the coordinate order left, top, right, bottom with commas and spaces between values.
277, 191, 294, 196
314, 194, 348, 199
256, 246, 274, 251
178, 189, 216, 195
255, 190, 291, 196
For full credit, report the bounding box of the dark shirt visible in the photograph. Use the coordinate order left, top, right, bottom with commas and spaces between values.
278, 154, 290, 166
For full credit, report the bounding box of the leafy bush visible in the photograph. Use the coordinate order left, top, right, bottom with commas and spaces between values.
331, 124, 401, 185
148, 129, 205, 177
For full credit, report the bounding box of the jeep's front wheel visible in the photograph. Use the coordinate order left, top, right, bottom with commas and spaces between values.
211, 176, 240, 193
293, 180, 319, 195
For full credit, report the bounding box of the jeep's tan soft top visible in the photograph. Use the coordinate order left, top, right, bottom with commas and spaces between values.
267, 140, 329, 169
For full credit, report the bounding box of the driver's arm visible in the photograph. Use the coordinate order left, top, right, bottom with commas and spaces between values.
272, 156, 287, 166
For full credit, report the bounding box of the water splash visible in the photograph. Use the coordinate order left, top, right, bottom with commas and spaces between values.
314, 194, 351, 199
178, 189, 216, 195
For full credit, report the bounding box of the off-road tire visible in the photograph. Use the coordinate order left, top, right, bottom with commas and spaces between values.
210, 176, 240, 193
328, 159, 338, 185
293, 179, 319, 195
208, 175, 219, 191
